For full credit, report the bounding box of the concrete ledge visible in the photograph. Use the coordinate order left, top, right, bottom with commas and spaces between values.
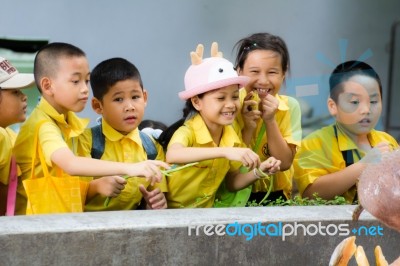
1, 206, 399, 265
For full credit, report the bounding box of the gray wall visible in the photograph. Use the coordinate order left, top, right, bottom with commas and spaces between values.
1, 206, 399, 265
2, 0, 399, 129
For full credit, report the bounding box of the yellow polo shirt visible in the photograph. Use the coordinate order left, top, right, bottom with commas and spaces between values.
293, 124, 399, 203
0, 127, 18, 184
13, 98, 89, 215
166, 114, 242, 208
236, 89, 302, 198
77, 119, 167, 211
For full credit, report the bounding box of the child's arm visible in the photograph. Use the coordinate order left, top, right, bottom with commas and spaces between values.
86, 176, 127, 201
225, 157, 281, 191
166, 143, 261, 169
139, 185, 167, 209
302, 163, 364, 200
303, 142, 392, 200
51, 147, 169, 185
260, 95, 295, 171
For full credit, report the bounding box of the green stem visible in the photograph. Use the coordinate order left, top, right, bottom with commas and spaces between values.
258, 174, 274, 206
104, 175, 129, 207
103, 163, 199, 207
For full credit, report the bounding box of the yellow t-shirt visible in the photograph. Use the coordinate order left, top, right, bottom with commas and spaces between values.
293, 124, 399, 203
236, 89, 302, 198
77, 119, 167, 211
13, 98, 89, 215
166, 114, 242, 208
0, 127, 18, 184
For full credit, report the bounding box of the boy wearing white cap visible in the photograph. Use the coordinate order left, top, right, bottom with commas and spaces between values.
0, 56, 35, 215
157, 43, 281, 208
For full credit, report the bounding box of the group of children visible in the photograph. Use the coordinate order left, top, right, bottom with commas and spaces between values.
0, 32, 398, 215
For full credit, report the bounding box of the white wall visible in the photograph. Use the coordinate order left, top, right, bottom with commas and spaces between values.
2, 0, 399, 128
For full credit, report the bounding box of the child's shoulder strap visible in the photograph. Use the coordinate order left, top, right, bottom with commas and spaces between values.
139, 131, 157, 160
91, 124, 105, 160
90, 124, 157, 160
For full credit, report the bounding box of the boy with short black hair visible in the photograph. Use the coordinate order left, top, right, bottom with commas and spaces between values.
14, 43, 168, 214
77, 57, 168, 211
293, 60, 398, 203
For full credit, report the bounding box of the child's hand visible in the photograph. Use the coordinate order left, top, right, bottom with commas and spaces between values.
128, 160, 170, 186
360, 142, 393, 164
225, 148, 261, 169
260, 93, 279, 122
242, 91, 261, 130
93, 175, 127, 197
139, 185, 167, 209
260, 157, 281, 174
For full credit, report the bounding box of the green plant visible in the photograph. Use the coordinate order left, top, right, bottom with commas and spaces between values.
246, 193, 348, 207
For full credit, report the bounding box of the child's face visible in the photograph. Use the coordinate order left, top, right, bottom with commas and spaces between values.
193, 84, 240, 129
0, 89, 28, 128
93, 79, 147, 135
329, 74, 382, 136
238, 50, 285, 98
48, 56, 90, 115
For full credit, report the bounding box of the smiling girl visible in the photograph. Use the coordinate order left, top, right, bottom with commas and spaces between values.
225, 33, 302, 205
158, 42, 281, 208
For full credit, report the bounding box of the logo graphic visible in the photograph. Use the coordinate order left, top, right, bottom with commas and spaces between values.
188, 222, 384, 241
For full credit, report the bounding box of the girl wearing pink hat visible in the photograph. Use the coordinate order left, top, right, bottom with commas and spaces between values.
157, 42, 281, 208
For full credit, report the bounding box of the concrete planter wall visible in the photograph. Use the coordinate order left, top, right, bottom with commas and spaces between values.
1, 206, 399, 265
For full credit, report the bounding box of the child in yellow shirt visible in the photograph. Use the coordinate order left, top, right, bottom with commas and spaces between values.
14, 43, 169, 214
294, 60, 398, 203
0, 57, 35, 215
157, 42, 281, 208
77, 57, 167, 211
217, 32, 302, 206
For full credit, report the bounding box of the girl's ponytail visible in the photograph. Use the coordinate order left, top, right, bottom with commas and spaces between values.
156, 100, 197, 150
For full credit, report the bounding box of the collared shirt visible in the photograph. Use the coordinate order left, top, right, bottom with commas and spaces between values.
0, 127, 18, 184
14, 98, 89, 215
77, 118, 167, 211
236, 89, 302, 198
293, 124, 399, 203
166, 114, 243, 208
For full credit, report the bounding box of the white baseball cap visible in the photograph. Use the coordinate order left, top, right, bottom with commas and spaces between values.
0, 57, 34, 89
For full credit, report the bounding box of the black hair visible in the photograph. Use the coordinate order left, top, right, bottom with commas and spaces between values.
139, 119, 168, 131
156, 97, 202, 150
34, 42, 86, 93
90, 57, 143, 101
329, 60, 382, 103
233, 32, 290, 73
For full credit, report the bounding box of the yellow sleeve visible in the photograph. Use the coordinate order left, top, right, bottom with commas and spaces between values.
168, 126, 193, 148
38, 122, 69, 166
284, 96, 302, 147
293, 132, 344, 196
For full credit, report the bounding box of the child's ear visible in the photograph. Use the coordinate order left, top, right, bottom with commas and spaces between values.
40, 77, 53, 96
142, 89, 148, 107
327, 98, 337, 116
92, 97, 103, 114
191, 96, 201, 111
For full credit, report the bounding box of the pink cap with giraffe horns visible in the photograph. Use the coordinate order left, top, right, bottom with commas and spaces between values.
179, 42, 249, 100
